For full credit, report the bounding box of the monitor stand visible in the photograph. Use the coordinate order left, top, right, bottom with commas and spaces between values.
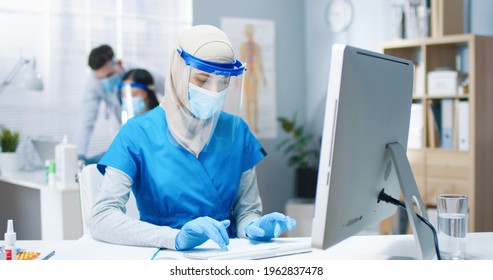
387, 142, 436, 260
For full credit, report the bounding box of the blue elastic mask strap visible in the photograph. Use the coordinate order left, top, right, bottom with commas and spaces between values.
177, 48, 246, 77
118, 82, 149, 90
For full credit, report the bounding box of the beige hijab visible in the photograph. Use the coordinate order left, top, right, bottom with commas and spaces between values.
160, 25, 235, 157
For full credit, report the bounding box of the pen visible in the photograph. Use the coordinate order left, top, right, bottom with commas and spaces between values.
42, 250, 55, 260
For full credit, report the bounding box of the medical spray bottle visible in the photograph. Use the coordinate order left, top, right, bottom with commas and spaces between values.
4, 219, 16, 260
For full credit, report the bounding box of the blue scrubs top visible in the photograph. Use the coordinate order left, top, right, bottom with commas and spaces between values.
97, 106, 266, 236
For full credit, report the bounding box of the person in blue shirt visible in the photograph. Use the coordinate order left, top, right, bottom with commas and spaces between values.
90, 25, 296, 251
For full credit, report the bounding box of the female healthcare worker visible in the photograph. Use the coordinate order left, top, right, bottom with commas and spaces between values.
120, 68, 160, 124
90, 25, 296, 251
85, 68, 160, 164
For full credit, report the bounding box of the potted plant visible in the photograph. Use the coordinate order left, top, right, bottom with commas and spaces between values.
0, 127, 21, 174
277, 113, 320, 198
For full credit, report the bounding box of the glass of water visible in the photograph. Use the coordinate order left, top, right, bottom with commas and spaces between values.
436, 194, 468, 260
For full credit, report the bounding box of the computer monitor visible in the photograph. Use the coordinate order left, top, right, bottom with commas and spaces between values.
311, 44, 435, 259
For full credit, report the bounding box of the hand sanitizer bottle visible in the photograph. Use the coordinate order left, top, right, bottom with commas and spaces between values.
4, 219, 16, 260
55, 134, 78, 189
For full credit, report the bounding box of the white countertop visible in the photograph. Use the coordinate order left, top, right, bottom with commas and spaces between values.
0, 169, 78, 192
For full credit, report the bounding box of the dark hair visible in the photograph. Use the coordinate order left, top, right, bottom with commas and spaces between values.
122, 69, 159, 110
88, 45, 115, 70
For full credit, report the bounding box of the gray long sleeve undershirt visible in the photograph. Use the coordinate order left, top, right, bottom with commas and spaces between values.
89, 166, 262, 250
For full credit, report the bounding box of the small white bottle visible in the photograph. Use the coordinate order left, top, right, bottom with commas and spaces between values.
55, 134, 78, 189
4, 219, 16, 260
45, 159, 56, 188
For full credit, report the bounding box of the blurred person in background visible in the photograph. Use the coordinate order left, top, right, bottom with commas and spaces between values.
75, 45, 165, 164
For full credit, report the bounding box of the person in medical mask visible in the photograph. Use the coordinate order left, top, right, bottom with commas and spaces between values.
75, 45, 165, 164
119, 68, 159, 124
90, 25, 296, 251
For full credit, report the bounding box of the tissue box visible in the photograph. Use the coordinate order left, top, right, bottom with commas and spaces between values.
427, 70, 458, 96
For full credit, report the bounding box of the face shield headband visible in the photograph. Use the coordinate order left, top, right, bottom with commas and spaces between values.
177, 48, 246, 77
118, 82, 150, 90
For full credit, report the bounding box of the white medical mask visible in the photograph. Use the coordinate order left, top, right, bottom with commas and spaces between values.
100, 73, 122, 94
122, 96, 147, 115
188, 83, 226, 119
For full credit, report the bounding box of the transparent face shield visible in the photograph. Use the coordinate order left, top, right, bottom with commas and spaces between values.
119, 82, 150, 125
169, 48, 246, 154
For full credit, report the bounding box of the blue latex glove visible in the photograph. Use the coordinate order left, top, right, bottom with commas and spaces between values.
175, 217, 230, 251
245, 212, 297, 241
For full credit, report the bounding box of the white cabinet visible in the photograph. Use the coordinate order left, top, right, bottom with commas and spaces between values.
284, 199, 314, 237
0, 170, 82, 240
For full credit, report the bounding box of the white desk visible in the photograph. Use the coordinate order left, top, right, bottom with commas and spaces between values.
0, 170, 83, 240
10, 232, 493, 260
280, 232, 493, 260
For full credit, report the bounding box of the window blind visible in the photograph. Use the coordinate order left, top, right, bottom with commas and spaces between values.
0, 0, 192, 161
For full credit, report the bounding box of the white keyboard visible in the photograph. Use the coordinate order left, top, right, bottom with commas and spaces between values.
183, 239, 312, 260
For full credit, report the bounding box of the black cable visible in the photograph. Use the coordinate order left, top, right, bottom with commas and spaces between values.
378, 189, 442, 260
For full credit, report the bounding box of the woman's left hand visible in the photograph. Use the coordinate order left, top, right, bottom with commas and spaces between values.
244, 212, 297, 241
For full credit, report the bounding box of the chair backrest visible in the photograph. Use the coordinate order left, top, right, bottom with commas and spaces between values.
78, 164, 139, 236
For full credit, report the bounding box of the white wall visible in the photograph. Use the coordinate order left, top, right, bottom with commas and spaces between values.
304, 0, 400, 135
470, 0, 493, 36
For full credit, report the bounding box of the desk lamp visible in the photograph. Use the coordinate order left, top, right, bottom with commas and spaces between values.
0, 56, 44, 95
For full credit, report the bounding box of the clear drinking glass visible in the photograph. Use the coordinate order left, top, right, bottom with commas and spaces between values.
436, 194, 468, 260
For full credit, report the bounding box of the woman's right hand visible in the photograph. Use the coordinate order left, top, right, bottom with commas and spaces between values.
175, 217, 230, 251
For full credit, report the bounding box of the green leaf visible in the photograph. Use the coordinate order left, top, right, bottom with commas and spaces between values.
283, 121, 295, 132
298, 135, 313, 147
277, 116, 296, 133
284, 143, 299, 155
276, 112, 320, 170
294, 127, 304, 138
288, 155, 303, 167
275, 138, 291, 151
0, 128, 20, 152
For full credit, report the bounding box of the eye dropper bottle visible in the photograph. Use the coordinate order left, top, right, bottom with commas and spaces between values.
4, 219, 16, 260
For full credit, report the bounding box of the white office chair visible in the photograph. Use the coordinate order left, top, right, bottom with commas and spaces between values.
78, 164, 139, 236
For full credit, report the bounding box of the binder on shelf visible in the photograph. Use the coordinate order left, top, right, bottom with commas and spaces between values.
414, 64, 425, 97
427, 101, 441, 148
440, 99, 454, 149
404, 0, 430, 39
458, 100, 469, 151
453, 100, 459, 149
408, 103, 424, 149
